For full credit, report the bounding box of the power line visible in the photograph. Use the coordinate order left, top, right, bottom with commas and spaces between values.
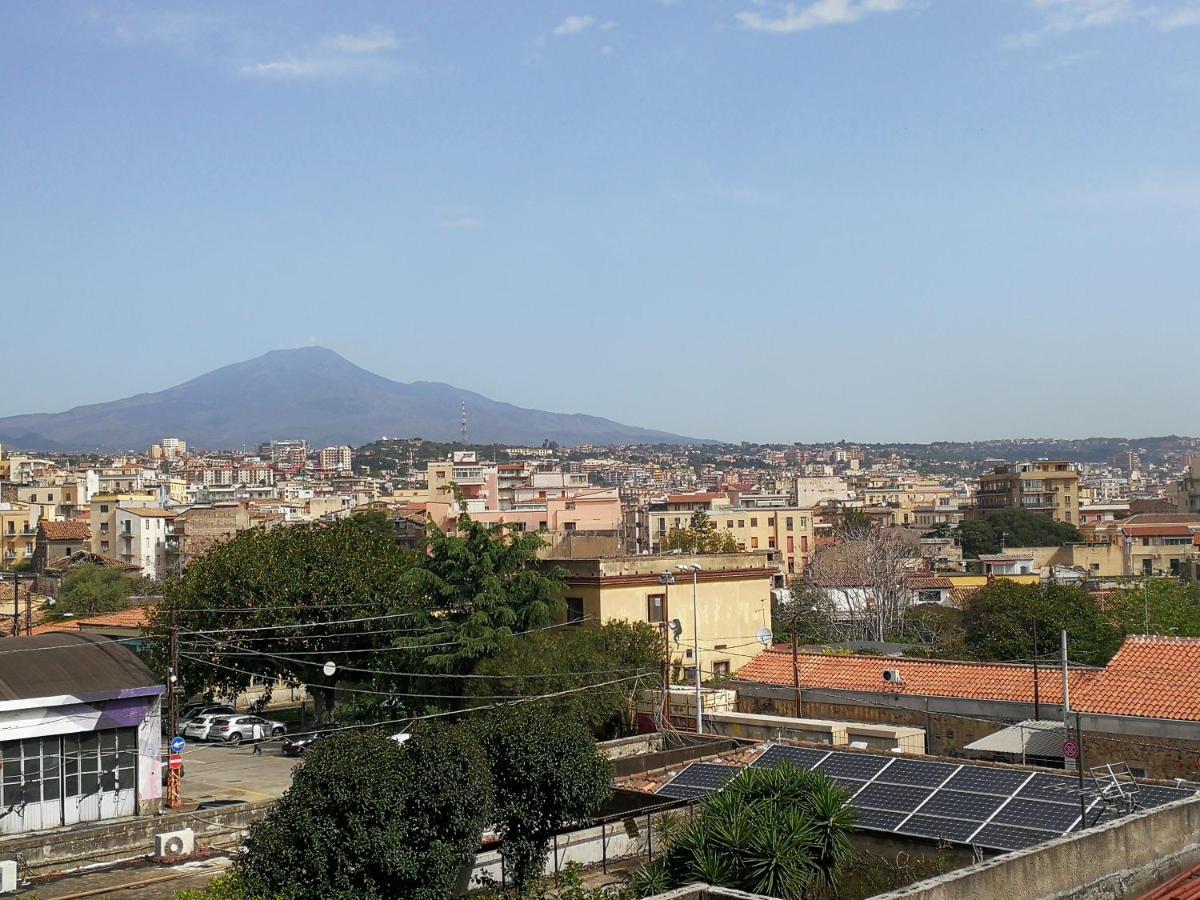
181, 611, 419, 636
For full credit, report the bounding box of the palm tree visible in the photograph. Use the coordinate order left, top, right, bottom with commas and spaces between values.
636, 763, 857, 898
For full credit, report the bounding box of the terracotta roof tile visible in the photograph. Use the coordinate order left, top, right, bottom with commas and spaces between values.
39, 520, 91, 542
734, 649, 1090, 705
1072, 635, 1200, 722
76, 606, 155, 629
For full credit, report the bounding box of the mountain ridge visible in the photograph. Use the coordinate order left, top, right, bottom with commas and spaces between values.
0, 347, 707, 451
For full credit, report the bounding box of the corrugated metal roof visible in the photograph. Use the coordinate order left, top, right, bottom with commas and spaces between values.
0, 632, 161, 704
963, 720, 1067, 756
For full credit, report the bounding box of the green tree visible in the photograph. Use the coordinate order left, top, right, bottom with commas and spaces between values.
55, 565, 137, 618
957, 508, 1082, 558
1106, 578, 1200, 638
148, 512, 420, 718
474, 705, 613, 895
636, 763, 856, 899
960, 580, 1121, 666
661, 511, 738, 554
234, 727, 492, 900
465, 621, 664, 739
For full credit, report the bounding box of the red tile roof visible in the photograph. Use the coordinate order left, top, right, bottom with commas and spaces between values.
948, 586, 981, 607
77, 606, 155, 630
39, 520, 91, 542
735, 649, 1090, 704
1072, 635, 1200, 722
908, 576, 955, 590
1120, 524, 1197, 537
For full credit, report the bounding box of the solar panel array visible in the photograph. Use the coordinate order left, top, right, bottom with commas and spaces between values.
714, 745, 1198, 853
655, 763, 741, 801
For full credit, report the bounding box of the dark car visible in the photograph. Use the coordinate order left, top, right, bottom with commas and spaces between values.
281, 723, 342, 756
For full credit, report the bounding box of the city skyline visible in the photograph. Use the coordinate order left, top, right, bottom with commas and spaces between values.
3, 2, 1199, 441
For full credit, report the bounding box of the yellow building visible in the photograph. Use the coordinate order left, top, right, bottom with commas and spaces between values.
550, 552, 777, 678
0, 501, 36, 570
1178, 459, 1200, 515
977, 461, 1080, 525
705, 506, 815, 578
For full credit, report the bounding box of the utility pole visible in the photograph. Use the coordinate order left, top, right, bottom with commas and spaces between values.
166, 604, 182, 809
1032, 619, 1041, 721
1061, 629, 1073, 772
675, 564, 703, 735
791, 621, 802, 718
10, 572, 18, 638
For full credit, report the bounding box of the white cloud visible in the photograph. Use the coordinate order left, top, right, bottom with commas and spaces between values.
552, 14, 596, 36
735, 0, 907, 34
320, 27, 397, 54
1007, 0, 1200, 46
241, 26, 403, 80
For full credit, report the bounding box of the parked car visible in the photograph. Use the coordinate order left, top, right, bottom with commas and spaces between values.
208, 715, 287, 745
182, 704, 236, 724
182, 714, 225, 742
280, 723, 342, 757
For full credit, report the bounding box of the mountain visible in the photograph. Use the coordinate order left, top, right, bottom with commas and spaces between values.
0, 348, 706, 451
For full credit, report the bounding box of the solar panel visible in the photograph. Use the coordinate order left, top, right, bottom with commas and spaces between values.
1015, 773, 1081, 803
814, 752, 893, 781
752, 745, 832, 771
854, 807, 910, 832
898, 814, 980, 842
657, 764, 739, 800
1135, 786, 1195, 808
973, 823, 1058, 852
853, 782, 933, 813
942, 767, 1031, 796
992, 798, 1081, 832
828, 777, 869, 794
919, 789, 1007, 822
875, 758, 960, 788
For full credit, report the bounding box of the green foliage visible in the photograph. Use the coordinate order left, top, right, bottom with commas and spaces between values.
835, 507, 872, 534
55, 565, 136, 618
474, 705, 614, 894
405, 517, 565, 673
960, 580, 1121, 666
642, 763, 856, 899
235, 727, 492, 900
1105, 578, 1200, 638
148, 513, 419, 714
957, 508, 1082, 558
476, 861, 635, 900
661, 512, 739, 554
900, 604, 968, 659
465, 622, 664, 739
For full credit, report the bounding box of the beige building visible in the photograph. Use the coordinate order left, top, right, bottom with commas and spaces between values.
705, 506, 815, 578
1177, 459, 1200, 515
550, 552, 777, 679
90, 491, 158, 558
977, 461, 1080, 525
0, 501, 36, 570
170, 502, 253, 566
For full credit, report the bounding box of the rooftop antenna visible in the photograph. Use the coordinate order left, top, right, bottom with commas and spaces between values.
460, 401, 469, 446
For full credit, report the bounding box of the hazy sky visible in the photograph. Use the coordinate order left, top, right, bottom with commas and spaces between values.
2, 1, 1198, 443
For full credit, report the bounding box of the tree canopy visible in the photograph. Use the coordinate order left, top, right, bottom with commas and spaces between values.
473, 705, 613, 895
960, 580, 1121, 666
956, 508, 1082, 558
55, 565, 138, 618
465, 621, 664, 739
661, 511, 738, 554
233, 727, 492, 900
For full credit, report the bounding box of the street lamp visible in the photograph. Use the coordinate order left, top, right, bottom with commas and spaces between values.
676, 564, 703, 734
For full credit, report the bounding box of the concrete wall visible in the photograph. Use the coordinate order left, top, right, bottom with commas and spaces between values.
873, 796, 1200, 900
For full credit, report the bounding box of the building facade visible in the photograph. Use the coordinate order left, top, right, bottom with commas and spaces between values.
977, 461, 1080, 525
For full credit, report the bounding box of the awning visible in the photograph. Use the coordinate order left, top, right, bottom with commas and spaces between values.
963, 720, 1067, 757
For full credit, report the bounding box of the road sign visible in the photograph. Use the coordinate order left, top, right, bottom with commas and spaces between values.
168, 753, 183, 771
170, 736, 185, 754
1062, 740, 1080, 759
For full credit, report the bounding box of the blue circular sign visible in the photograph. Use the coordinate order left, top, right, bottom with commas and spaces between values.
170, 736, 186, 754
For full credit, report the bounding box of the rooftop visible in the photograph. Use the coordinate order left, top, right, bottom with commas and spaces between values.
1072, 635, 1200, 722
38, 520, 90, 541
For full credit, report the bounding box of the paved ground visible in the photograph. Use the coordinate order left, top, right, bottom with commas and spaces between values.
175, 738, 301, 804
19, 856, 233, 899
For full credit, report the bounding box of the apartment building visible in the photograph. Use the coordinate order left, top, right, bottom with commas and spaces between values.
318, 446, 353, 472
0, 502, 36, 570
642, 492, 731, 552
707, 505, 816, 577
14, 482, 84, 521
89, 491, 158, 558
549, 552, 777, 678
1177, 459, 1200, 515
976, 461, 1080, 525
114, 508, 175, 578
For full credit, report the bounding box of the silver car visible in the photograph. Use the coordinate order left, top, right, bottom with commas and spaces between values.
207, 715, 287, 745
182, 714, 225, 741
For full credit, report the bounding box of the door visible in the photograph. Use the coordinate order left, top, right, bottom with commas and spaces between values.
0, 737, 64, 834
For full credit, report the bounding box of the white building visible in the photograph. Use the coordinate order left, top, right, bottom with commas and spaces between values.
114, 508, 175, 578
319, 446, 353, 472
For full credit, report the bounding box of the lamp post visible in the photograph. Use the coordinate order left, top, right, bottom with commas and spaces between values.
676, 564, 703, 734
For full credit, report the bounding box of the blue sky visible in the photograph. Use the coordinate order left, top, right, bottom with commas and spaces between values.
2, 1, 1198, 443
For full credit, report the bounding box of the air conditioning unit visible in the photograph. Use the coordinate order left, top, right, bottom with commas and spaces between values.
155, 828, 195, 857
0, 859, 17, 893
882, 669, 903, 683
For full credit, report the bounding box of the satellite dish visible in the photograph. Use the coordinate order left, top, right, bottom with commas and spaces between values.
670, 619, 683, 643
322, 661, 337, 678
757, 627, 774, 647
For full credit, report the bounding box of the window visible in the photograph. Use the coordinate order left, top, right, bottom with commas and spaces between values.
100, 523, 109, 534
737, 520, 744, 528
714, 644, 727, 651
786, 517, 793, 530
712, 661, 731, 678
684, 666, 697, 682
750, 537, 759, 548
767, 517, 775, 526
1143, 559, 1153, 575
100, 504, 109, 513
1171, 559, 1181, 576
685, 648, 693, 659
726, 521, 733, 528
787, 536, 794, 553
566, 597, 585, 624
538, 520, 548, 530
647, 594, 665, 623
750, 517, 758, 527
787, 558, 795, 574
101, 541, 109, 552
564, 521, 577, 531
767, 537, 776, 548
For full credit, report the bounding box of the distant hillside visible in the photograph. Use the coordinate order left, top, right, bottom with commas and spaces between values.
0, 347, 706, 451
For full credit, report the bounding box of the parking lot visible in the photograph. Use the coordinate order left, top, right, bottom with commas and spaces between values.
174, 738, 301, 804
